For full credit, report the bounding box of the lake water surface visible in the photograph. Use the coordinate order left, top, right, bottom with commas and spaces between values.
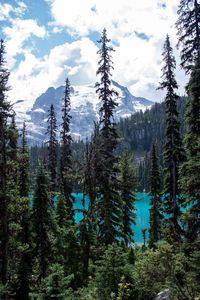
73, 192, 151, 244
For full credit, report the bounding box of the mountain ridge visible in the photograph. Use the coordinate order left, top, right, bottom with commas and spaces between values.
13, 80, 154, 144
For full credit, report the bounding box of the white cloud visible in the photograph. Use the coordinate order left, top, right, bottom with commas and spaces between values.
48, 0, 179, 40
3, 18, 46, 68
13, 1, 27, 17
4, 0, 188, 108
45, 0, 187, 102
0, 3, 13, 21
0, 1, 27, 21
112, 33, 188, 102
113, 37, 161, 101
8, 38, 98, 104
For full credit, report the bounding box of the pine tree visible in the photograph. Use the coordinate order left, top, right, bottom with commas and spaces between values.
78, 211, 95, 285
149, 144, 163, 248
176, 0, 200, 71
7, 114, 18, 162
55, 194, 80, 288
18, 122, 29, 198
118, 149, 136, 246
94, 244, 131, 300
60, 78, 74, 221
15, 207, 32, 300
180, 55, 200, 241
40, 264, 74, 299
15, 122, 31, 300
83, 122, 101, 225
80, 125, 104, 282
158, 35, 184, 242
46, 104, 58, 192
95, 28, 121, 245
32, 165, 54, 280
6, 114, 19, 205
142, 228, 147, 248
0, 39, 11, 290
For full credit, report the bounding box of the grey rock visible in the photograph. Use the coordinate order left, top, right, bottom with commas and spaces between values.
14, 81, 154, 144
156, 289, 171, 300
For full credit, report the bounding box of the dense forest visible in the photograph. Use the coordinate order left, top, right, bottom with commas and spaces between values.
29, 97, 185, 192
0, 0, 200, 299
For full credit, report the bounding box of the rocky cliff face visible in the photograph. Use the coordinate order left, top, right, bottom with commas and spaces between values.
13, 80, 154, 144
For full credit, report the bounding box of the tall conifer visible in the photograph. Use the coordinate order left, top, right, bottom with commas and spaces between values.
8, 114, 18, 162
55, 194, 80, 287
149, 144, 162, 248
0, 39, 11, 290
46, 104, 58, 192
15, 122, 31, 300
19, 122, 29, 197
158, 35, 184, 241
32, 165, 53, 280
176, 0, 200, 71
60, 78, 74, 221
83, 122, 101, 224
95, 28, 121, 245
118, 149, 136, 246
180, 55, 200, 240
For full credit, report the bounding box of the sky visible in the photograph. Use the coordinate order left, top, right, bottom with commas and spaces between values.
0, 0, 188, 107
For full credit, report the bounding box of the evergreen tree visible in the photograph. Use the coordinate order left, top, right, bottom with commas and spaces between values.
60, 78, 74, 221
118, 149, 136, 246
6, 116, 24, 297
18, 122, 29, 198
176, 0, 200, 71
80, 126, 102, 281
32, 165, 54, 280
40, 264, 74, 299
0, 39, 11, 290
149, 144, 163, 248
78, 211, 95, 284
139, 153, 151, 193
15, 205, 32, 300
94, 244, 134, 300
180, 55, 200, 241
55, 194, 80, 288
142, 228, 147, 248
15, 122, 31, 300
95, 28, 121, 245
46, 104, 58, 192
158, 35, 184, 242
83, 122, 101, 225
7, 114, 18, 162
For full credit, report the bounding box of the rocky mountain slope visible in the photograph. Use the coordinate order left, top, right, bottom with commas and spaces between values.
13, 80, 154, 144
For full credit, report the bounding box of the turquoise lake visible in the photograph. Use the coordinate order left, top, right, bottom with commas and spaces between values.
73, 192, 151, 244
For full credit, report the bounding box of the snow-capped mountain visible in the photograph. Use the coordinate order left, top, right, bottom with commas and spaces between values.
13, 80, 154, 144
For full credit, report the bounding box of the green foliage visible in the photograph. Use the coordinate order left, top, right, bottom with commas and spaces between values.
94, 244, 136, 300
95, 29, 121, 245
40, 264, 74, 299
0, 39, 15, 292
60, 78, 74, 222
32, 165, 55, 280
118, 149, 137, 245
82, 123, 101, 224
134, 243, 175, 300
180, 55, 200, 241
46, 104, 58, 192
111, 276, 132, 300
55, 194, 81, 288
0, 26, 200, 300
176, 0, 200, 71
158, 35, 184, 242
149, 144, 163, 248
18, 122, 30, 197
118, 98, 186, 192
